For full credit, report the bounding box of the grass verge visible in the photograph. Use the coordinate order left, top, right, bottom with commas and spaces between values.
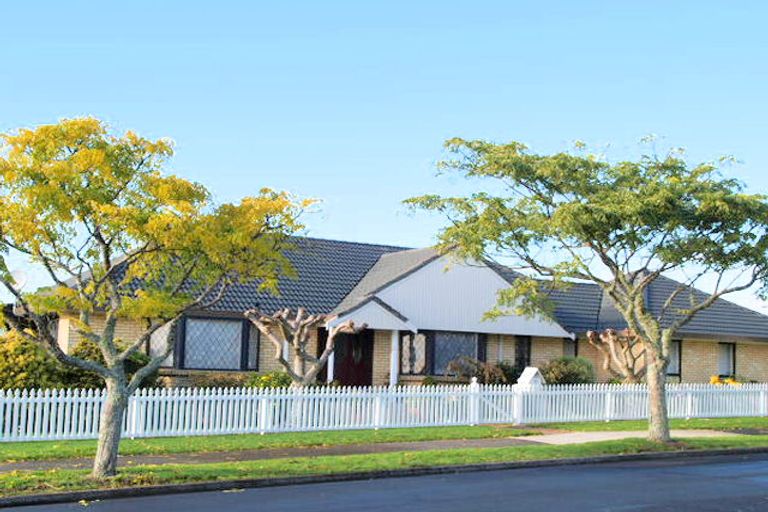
3, 436, 768, 498
0, 425, 534, 463
535, 417, 768, 432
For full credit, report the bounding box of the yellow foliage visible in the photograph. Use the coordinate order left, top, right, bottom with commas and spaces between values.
0, 332, 63, 389
0, 118, 307, 334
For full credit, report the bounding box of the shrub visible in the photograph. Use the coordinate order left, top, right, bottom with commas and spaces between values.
247, 371, 293, 389
187, 372, 250, 388
0, 332, 64, 389
60, 339, 159, 389
445, 356, 510, 384
540, 356, 596, 384
497, 361, 526, 384
421, 376, 439, 386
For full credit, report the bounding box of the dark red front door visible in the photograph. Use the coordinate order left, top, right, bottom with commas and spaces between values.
332, 330, 373, 386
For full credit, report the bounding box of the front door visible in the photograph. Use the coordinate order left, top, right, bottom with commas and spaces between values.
331, 330, 373, 386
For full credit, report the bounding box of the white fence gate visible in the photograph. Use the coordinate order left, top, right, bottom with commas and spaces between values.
1, 382, 767, 442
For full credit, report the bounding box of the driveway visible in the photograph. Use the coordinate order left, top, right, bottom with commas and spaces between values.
10, 453, 768, 512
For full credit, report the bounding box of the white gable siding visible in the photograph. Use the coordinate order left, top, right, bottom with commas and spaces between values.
329, 300, 414, 332
376, 256, 572, 338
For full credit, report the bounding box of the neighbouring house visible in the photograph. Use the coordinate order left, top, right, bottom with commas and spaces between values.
53, 237, 768, 386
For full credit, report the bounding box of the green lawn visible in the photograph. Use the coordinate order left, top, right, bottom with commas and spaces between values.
2, 416, 767, 463
0, 425, 535, 463
3, 436, 768, 497
536, 417, 768, 432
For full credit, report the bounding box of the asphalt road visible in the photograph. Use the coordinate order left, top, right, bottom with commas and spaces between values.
11, 454, 768, 512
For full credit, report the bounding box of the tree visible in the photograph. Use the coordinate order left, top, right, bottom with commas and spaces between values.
407, 138, 768, 442
586, 328, 646, 383
0, 118, 308, 477
245, 307, 364, 387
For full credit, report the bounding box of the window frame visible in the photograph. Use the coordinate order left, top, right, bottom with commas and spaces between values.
667, 339, 682, 377
515, 335, 532, 368
399, 331, 430, 376
399, 330, 488, 376
176, 315, 260, 372
431, 331, 481, 376
563, 338, 578, 358
718, 342, 736, 378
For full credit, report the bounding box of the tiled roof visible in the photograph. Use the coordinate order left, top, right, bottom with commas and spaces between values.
606, 275, 768, 340
98, 235, 768, 340
485, 263, 602, 333
454, 259, 768, 339
332, 247, 440, 314
204, 237, 406, 314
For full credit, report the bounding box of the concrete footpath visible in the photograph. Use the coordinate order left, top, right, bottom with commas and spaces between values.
0, 429, 743, 472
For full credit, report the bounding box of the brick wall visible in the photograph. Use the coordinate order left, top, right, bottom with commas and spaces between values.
59, 314, 146, 352
372, 330, 392, 386
682, 339, 768, 383
531, 337, 564, 367
576, 340, 613, 382
736, 343, 768, 382
576, 338, 646, 383
576, 337, 768, 383
257, 327, 318, 374
679, 340, 719, 383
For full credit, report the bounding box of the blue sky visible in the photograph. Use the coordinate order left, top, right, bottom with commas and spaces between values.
1, 1, 767, 309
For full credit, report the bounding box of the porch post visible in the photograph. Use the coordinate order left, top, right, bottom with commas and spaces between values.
389, 330, 399, 387
326, 351, 335, 383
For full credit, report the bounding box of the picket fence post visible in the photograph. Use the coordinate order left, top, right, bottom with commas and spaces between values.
686, 388, 694, 420
3, 382, 768, 442
469, 377, 481, 426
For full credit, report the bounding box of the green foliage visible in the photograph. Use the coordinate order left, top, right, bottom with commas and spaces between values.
540, 357, 596, 384
60, 340, 158, 389
0, 332, 64, 389
445, 356, 511, 384
497, 361, 526, 384
247, 371, 293, 389
420, 376, 439, 386
406, 138, 768, 350
186, 373, 249, 388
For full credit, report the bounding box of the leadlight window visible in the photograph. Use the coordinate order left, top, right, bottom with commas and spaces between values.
247, 324, 260, 370
718, 342, 735, 377
563, 338, 578, 358
433, 332, 478, 376
515, 336, 532, 368
667, 340, 681, 376
184, 318, 244, 370
401, 333, 427, 375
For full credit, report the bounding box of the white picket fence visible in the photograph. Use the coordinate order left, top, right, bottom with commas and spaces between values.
1, 382, 767, 442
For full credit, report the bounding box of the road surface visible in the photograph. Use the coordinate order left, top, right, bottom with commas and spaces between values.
11, 453, 768, 512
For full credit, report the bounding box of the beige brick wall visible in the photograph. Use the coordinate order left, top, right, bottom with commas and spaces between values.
680, 340, 719, 383
257, 327, 319, 374
487, 335, 565, 369
575, 337, 768, 383
59, 314, 146, 352
682, 339, 768, 383
531, 337, 564, 367
576, 338, 645, 383
485, 334, 508, 364
736, 343, 768, 382
372, 330, 392, 386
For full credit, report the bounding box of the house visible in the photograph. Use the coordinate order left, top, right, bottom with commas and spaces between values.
54, 237, 768, 386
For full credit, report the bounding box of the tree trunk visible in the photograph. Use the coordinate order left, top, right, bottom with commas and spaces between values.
646, 357, 671, 443
92, 381, 129, 478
